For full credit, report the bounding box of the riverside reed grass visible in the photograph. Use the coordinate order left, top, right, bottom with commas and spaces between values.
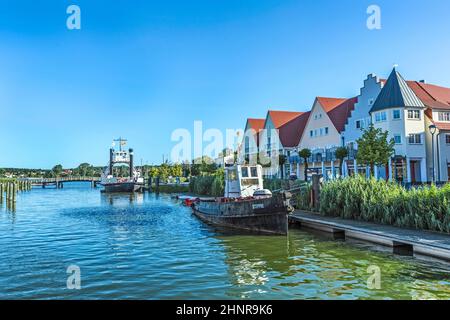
189, 170, 225, 197
320, 176, 450, 233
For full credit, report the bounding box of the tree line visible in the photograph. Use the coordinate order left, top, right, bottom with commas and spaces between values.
0, 156, 221, 180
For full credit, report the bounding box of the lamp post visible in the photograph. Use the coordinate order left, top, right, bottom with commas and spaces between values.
429, 124, 437, 183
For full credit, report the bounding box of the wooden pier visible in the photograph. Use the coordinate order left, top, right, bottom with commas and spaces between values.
0, 180, 32, 211
290, 211, 450, 262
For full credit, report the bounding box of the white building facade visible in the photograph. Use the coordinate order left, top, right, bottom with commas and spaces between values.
369, 68, 428, 183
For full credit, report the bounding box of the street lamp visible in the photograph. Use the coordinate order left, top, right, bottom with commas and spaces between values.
429, 124, 437, 183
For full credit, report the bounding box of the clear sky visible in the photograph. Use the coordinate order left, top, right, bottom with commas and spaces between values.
1, 0, 450, 168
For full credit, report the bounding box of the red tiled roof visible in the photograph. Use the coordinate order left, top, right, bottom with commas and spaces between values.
316, 97, 347, 112
278, 112, 311, 148
267, 110, 304, 129
246, 118, 265, 133
245, 118, 265, 147
435, 122, 450, 131
316, 96, 358, 133
328, 97, 358, 133
407, 81, 450, 110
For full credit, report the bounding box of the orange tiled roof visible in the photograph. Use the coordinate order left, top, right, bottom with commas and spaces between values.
267, 110, 304, 129
316, 97, 347, 112
246, 118, 265, 133
407, 81, 450, 110
245, 118, 265, 147
434, 122, 450, 131
316, 96, 358, 133
328, 97, 358, 133
278, 112, 311, 148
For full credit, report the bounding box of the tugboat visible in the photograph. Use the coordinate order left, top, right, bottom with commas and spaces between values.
191, 165, 293, 235
100, 138, 144, 193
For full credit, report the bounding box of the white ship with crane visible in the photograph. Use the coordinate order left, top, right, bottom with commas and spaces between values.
100, 138, 144, 193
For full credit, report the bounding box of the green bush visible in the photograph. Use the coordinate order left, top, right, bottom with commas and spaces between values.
263, 179, 285, 191
320, 176, 450, 233
264, 179, 308, 192
293, 184, 312, 211
189, 169, 224, 197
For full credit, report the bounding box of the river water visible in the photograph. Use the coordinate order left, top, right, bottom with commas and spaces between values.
0, 183, 449, 300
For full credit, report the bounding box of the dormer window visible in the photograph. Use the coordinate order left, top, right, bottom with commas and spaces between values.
438, 112, 450, 122
407, 110, 421, 120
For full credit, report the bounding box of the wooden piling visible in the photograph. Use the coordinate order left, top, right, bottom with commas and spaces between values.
12, 182, 17, 202
311, 174, 322, 211
148, 176, 152, 192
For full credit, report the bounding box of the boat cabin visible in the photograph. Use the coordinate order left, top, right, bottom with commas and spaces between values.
224, 165, 264, 198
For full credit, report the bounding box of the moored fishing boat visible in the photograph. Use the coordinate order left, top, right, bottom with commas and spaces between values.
100, 138, 144, 193
191, 165, 293, 235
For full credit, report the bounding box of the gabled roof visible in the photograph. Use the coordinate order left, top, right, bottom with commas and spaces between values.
315, 96, 357, 133
278, 112, 311, 148
407, 81, 450, 110
245, 118, 265, 147
266, 110, 304, 129
371, 68, 425, 113
327, 97, 358, 133
316, 97, 347, 112
245, 118, 265, 133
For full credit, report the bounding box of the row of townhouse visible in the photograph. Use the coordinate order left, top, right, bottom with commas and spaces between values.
241, 67, 450, 183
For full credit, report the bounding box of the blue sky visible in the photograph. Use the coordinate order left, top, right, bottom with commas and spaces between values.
1, 0, 450, 168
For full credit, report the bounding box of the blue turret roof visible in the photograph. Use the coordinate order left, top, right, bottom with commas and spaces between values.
370, 68, 425, 113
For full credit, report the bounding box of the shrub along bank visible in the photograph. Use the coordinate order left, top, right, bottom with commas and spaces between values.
319, 176, 450, 233
189, 169, 224, 197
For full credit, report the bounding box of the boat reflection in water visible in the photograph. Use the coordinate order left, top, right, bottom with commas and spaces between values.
101, 192, 145, 206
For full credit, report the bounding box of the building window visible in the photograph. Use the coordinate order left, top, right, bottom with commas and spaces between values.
408, 134, 422, 144
394, 134, 402, 144
319, 128, 323, 136
446, 134, 450, 144
325, 127, 329, 135
393, 109, 401, 120
375, 111, 387, 122
310, 130, 313, 137
356, 120, 362, 129
407, 110, 421, 120
438, 112, 450, 122
244, 137, 250, 154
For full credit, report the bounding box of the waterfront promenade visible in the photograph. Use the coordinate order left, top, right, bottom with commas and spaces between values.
290, 211, 450, 261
